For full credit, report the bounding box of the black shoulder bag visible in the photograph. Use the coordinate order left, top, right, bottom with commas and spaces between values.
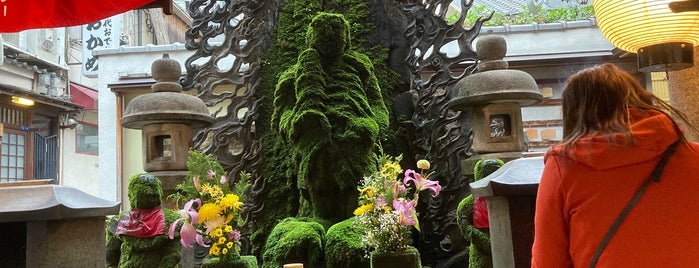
589, 139, 681, 268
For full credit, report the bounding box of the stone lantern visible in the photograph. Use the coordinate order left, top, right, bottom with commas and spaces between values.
450, 36, 544, 268
450, 35, 542, 160
121, 54, 213, 197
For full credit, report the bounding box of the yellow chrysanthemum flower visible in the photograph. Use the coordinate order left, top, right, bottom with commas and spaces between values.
359, 186, 376, 199
380, 161, 403, 179
219, 194, 243, 211
201, 183, 224, 199
213, 227, 224, 238
353, 203, 374, 216
198, 203, 223, 223
210, 245, 220, 256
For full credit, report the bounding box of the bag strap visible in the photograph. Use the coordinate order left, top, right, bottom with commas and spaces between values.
589, 139, 681, 268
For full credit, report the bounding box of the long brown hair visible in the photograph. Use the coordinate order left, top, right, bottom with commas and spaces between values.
561, 63, 691, 150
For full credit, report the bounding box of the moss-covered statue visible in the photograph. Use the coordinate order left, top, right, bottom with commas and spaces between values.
106, 173, 181, 268
456, 158, 504, 268
271, 12, 389, 223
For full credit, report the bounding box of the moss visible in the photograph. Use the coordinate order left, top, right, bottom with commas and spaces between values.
473, 159, 505, 181
262, 218, 325, 268
202, 255, 259, 268
457, 195, 475, 237
250, 134, 301, 257
325, 217, 368, 268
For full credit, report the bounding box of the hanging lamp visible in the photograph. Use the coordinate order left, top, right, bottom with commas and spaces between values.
594, 0, 699, 72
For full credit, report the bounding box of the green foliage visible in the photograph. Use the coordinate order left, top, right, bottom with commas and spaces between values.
262, 218, 326, 268
325, 217, 368, 268
460, 4, 595, 27
167, 149, 227, 207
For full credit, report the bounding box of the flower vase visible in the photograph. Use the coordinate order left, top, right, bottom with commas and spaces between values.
370, 248, 421, 268
201, 255, 259, 268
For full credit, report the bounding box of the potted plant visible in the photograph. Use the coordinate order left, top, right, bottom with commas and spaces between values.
168, 150, 256, 268
354, 155, 441, 268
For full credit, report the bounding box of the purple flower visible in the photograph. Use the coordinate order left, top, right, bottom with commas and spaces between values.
393, 198, 417, 226
168, 199, 208, 248
229, 230, 241, 242
207, 170, 215, 179
403, 169, 441, 197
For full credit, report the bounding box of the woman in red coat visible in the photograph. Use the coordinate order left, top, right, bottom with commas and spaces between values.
532, 63, 699, 267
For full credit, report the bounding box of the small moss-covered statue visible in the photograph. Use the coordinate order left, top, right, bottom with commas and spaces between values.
457, 158, 504, 268
271, 12, 390, 223
106, 173, 181, 268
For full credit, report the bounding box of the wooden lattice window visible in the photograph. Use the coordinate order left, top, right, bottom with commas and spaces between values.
0, 130, 26, 182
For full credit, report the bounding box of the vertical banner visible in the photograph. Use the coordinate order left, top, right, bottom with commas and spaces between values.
82, 15, 121, 77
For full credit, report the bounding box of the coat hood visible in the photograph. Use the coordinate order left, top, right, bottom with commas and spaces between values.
545, 109, 680, 171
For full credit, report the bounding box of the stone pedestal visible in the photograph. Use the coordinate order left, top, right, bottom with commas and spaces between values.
0, 185, 120, 268
469, 156, 544, 268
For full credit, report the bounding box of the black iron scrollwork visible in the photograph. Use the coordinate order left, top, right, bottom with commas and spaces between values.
180, 0, 283, 247
396, 0, 489, 264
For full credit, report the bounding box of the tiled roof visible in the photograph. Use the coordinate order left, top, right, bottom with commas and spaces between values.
472, 0, 527, 14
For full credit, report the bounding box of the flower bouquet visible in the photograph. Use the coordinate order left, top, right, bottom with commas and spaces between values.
168, 150, 251, 265
354, 154, 441, 258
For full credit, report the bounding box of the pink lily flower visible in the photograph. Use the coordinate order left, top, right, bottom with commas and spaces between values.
388, 180, 406, 196
220, 175, 228, 184
403, 169, 442, 197
393, 198, 417, 226
168, 198, 208, 248
207, 170, 216, 179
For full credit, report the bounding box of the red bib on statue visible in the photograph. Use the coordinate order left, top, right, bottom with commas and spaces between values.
115, 207, 166, 238
473, 196, 490, 229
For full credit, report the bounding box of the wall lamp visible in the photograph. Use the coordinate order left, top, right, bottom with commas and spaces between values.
594, 0, 699, 72
11, 96, 35, 106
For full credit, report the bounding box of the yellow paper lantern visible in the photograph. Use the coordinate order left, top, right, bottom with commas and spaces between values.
594, 0, 699, 71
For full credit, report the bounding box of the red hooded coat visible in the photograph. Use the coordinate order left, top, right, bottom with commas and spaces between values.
532, 109, 699, 267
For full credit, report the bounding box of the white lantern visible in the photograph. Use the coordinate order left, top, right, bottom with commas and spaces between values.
594, 0, 699, 71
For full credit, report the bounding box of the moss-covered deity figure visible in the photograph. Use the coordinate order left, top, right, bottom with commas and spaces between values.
271, 12, 389, 223
106, 173, 181, 268
457, 158, 504, 268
